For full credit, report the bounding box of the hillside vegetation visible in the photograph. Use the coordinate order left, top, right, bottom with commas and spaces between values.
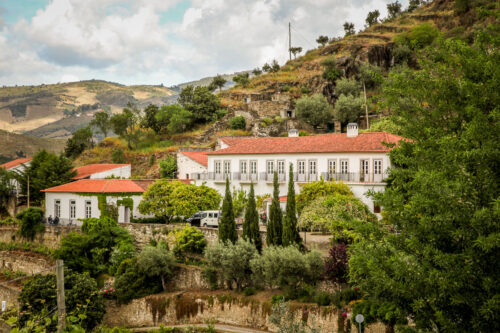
0, 130, 65, 164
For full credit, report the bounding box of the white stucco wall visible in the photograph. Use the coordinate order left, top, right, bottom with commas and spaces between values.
44, 192, 151, 225
176, 153, 207, 180
89, 165, 131, 179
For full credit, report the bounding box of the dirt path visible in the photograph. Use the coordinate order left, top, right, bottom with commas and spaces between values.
132, 324, 269, 333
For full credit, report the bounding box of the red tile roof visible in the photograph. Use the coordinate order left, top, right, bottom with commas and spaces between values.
73, 164, 129, 180
42, 179, 192, 193
0, 158, 32, 170
208, 132, 403, 155
264, 196, 288, 202
219, 137, 250, 146
180, 151, 209, 167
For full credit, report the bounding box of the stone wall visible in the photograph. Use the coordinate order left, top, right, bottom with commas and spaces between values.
0, 251, 54, 275
0, 285, 20, 308
168, 265, 208, 291
0, 225, 77, 249
103, 291, 385, 333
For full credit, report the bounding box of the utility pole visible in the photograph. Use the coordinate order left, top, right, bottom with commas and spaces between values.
363, 81, 369, 129
56, 260, 66, 332
289, 22, 292, 61
27, 175, 30, 208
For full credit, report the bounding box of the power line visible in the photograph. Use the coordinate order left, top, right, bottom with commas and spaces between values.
290, 23, 316, 50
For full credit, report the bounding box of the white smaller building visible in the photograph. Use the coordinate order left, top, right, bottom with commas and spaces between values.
42, 179, 156, 225
73, 164, 131, 180
177, 151, 208, 180
0, 157, 32, 197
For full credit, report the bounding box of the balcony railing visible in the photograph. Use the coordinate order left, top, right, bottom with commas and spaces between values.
191, 171, 386, 184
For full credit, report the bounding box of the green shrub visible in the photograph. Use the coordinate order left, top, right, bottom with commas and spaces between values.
321, 57, 341, 82
243, 287, 256, 296
112, 148, 126, 163
260, 117, 274, 127
296, 179, 353, 213
300, 86, 311, 94
173, 224, 207, 257
298, 130, 309, 137
331, 287, 362, 308
0, 217, 19, 225
81, 216, 117, 234
394, 23, 440, 50
159, 155, 177, 179
109, 242, 136, 276
229, 115, 246, 130
16, 208, 45, 240
137, 245, 176, 290
114, 257, 162, 304
282, 85, 291, 92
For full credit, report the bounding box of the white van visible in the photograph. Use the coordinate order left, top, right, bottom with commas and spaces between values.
187, 210, 221, 228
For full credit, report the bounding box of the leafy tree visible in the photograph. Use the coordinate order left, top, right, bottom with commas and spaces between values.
282, 164, 300, 247
334, 93, 365, 124
18, 271, 105, 331
262, 62, 271, 73
252, 68, 262, 76
408, 0, 421, 12
358, 62, 384, 89
17, 208, 44, 240
204, 239, 258, 290
350, 36, 500, 332
112, 148, 126, 163
210, 75, 227, 92
394, 22, 440, 50
392, 43, 414, 65
156, 104, 193, 134
270, 59, 280, 73
90, 111, 111, 137
229, 116, 246, 130
159, 155, 177, 179
267, 172, 282, 246
296, 179, 352, 213
455, 0, 471, 14
17, 150, 76, 205
109, 242, 136, 275
110, 106, 140, 149
316, 35, 329, 47
242, 182, 262, 252
295, 94, 333, 129
141, 104, 161, 134
178, 85, 222, 124
137, 245, 176, 290
343, 22, 355, 36
365, 10, 380, 27
138, 180, 221, 220
232, 186, 248, 217
64, 126, 94, 159
173, 224, 207, 257
219, 178, 237, 244
289, 47, 302, 59
0, 167, 14, 215
321, 57, 342, 82
114, 257, 162, 304
324, 242, 349, 283
335, 78, 360, 97
387, 1, 402, 19
233, 73, 250, 87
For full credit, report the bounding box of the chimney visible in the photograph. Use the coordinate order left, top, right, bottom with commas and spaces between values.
288, 129, 299, 137
346, 123, 358, 137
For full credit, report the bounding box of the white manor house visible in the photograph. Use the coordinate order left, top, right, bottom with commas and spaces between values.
178, 124, 403, 214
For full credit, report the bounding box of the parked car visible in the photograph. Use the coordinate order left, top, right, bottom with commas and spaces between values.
186, 210, 221, 228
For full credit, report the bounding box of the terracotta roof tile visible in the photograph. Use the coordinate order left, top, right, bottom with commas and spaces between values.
180, 151, 209, 167
264, 196, 287, 202
0, 158, 32, 170
42, 179, 192, 193
73, 164, 130, 180
208, 132, 403, 155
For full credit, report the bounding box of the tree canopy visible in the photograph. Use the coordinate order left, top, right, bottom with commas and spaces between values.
295, 94, 334, 129
64, 126, 94, 159
178, 85, 222, 124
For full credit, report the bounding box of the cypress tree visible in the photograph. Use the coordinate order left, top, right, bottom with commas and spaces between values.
219, 178, 237, 243
243, 182, 262, 252
267, 171, 282, 246
282, 163, 302, 247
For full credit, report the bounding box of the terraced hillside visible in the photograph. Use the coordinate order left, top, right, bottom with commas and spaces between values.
0, 80, 176, 136
0, 130, 65, 164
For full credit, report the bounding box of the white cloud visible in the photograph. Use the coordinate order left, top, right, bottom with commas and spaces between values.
0, 0, 409, 86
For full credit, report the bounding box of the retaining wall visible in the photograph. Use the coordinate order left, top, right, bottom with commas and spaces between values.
0, 251, 54, 275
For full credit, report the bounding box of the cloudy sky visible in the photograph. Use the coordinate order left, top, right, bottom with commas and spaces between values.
0, 0, 408, 87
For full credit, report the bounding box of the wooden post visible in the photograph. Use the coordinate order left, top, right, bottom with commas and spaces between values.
27, 175, 30, 208
56, 260, 66, 332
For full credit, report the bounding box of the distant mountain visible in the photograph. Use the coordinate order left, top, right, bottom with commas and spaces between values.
0, 80, 177, 138
0, 129, 65, 163
169, 71, 251, 92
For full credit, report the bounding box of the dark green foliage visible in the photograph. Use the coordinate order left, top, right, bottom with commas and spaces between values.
349, 36, 500, 332
137, 245, 176, 290
149, 154, 156, 167
289, 46, 302, 59
229, 116, 246, 130
17, 150, 76, 205
262, 63, 271, 73
64, 126, 94, 159
365, 10, 380, 27
358, 63, 384, 89
90, 111, 111, 137
155, 104, 193, 134
0, 167, 14, 214
16, 207, 45, 240
316, 35, 329, 47
321, 57, 342, 82
219, 178, 237, 244
233, 73, 250, 87
242, 182, 262, 252
159, 155, 177, 179
392, 43, 414, 65
210, 75, 227, 92
114, 257, 162, 304
394, 23, 440, 50
267, 172, 282, 246
282, 164, 301, 247
178, 85, 222, 124
19, 270, 105, 331
351, 300, 408, 328
112, 148, 126, 163
387, 1, 402, 19
243, 287, 256, 296
408, 0, 421, 12
295, 94, 333, 129
173, 224, 207, 257
455, 0, 471, 14
270, 59, 280, 73
141, 104, 161, 134
110, 104, 141, 149
334, 93, 364, 124
343, 22, 355, 36
252, 68, 262, 76
330, 287, 363, 308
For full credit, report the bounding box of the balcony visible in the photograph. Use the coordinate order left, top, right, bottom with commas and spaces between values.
191, 171, 386, 184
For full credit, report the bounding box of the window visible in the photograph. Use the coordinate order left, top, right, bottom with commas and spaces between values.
250, 160, 257, 175
70, 200, 76, 219
340, 160, 349, 174
240, 160, 247, 174
223, 161, 231, 174
186, 173, 189, 179
214, 212, 218, 218
328, 160, 336, 176
54, 200, 61, 218
267, 160, 274, 174
209, 213, 213, 218
298, 160, 305, 174
85, 200, 92, 219
215, 161, 221, 174
361, 160, 369, 174
308, 160, 317, 175
373, 204, 381, 214
277, 160, 285, 174
373, 160, 382, 174
201, 212, 208, 218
